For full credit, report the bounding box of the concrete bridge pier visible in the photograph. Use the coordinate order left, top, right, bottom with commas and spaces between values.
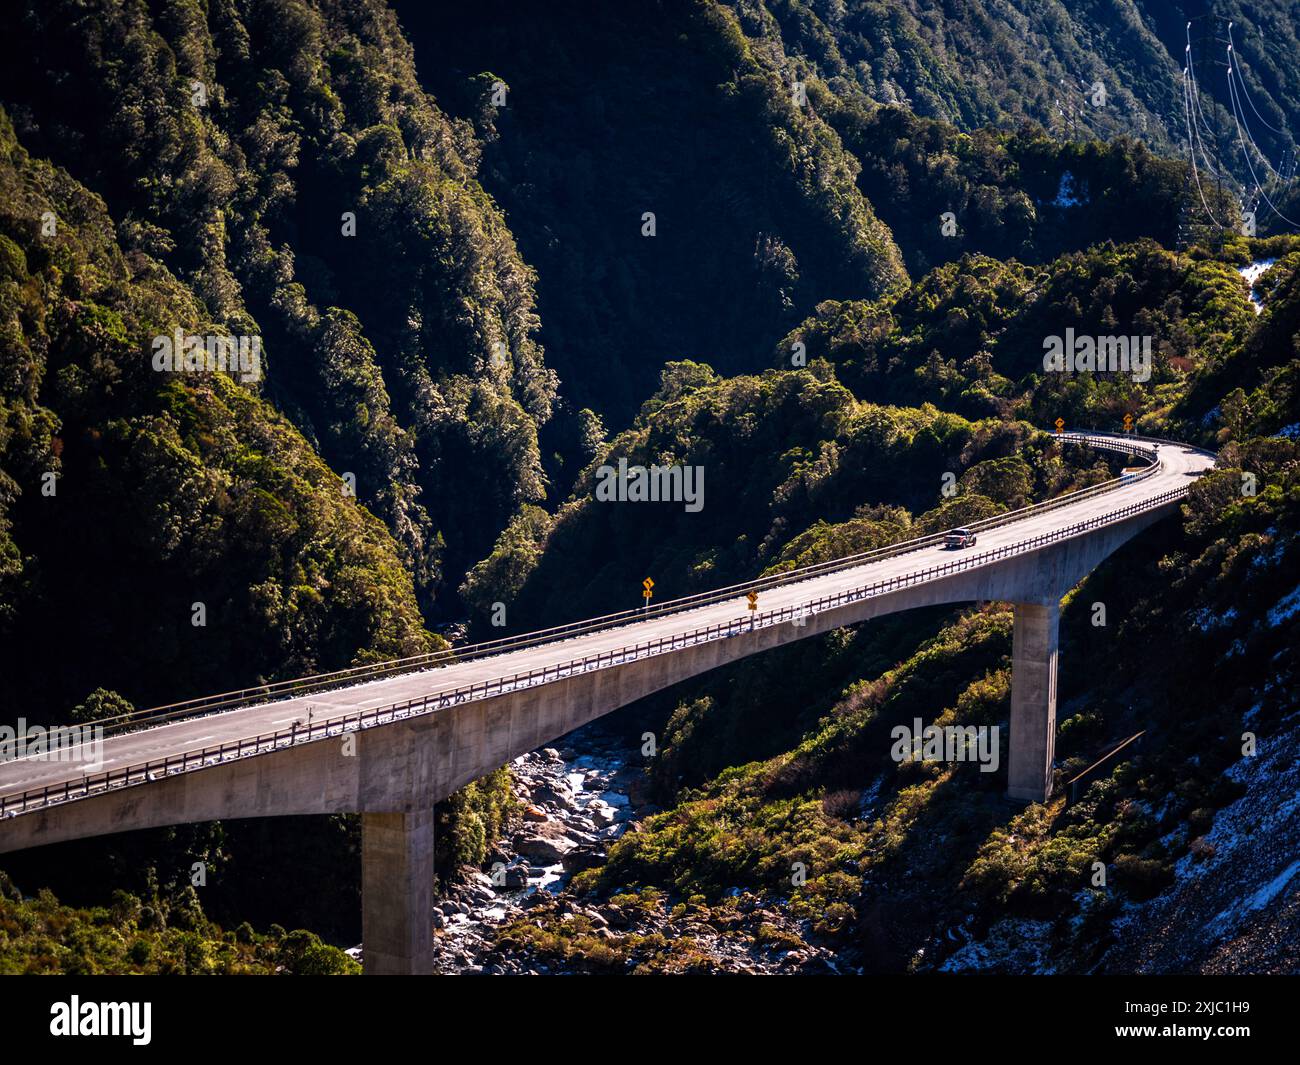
361, 809, 435, 975
1006, 601, 1059, 804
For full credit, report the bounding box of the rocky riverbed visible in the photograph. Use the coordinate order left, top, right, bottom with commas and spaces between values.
429, 724, 641, 973
427, 722, 843, 975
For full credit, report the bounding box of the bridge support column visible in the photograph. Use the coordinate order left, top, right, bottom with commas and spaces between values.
1007, 601, 1059, 804
361, 809, 434, 975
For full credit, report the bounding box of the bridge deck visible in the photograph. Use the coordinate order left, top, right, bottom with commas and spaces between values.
0, 434, 1215, 816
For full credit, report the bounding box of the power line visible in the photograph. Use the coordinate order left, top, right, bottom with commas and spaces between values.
1227, 21, 1287, 136
1178, 10, 1300, 238
1182, 69, 1224, 227
1226, 50, 1287, 184
1226, 46, 1299, 228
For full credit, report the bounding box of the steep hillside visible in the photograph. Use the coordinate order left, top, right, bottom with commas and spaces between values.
0, 0, 561, 601
0, 104, 432, 713
394, 0, 1290, 417
728, 0, 1300, 173
819, 101, 1193, 276
0, 0, 533, 947
786, 237, 1300, 432
395, 0, 908, 421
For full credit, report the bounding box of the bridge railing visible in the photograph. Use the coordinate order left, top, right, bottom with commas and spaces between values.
76, 432, 1170, 738
0, 473, 1193, 820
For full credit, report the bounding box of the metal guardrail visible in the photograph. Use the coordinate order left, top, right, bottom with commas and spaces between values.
0, 441, 1196, 819
76, 432, 1164, 738
1065, 730, 1147, 804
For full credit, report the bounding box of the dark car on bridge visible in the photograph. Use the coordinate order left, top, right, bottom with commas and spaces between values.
944, 528, 977, 549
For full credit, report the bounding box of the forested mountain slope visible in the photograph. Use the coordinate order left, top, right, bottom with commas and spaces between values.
395, 0, 908, 420
394, 0, 1287, 411
1, 0, 559, 603
0, 0, 532, 953
729, 0, 1300, 170
0, 105, 432, 713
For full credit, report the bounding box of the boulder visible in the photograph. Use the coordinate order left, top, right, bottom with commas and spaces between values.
597, 905, 630, 929
522, 819, 572, 841
561, 843, 607, 874
531, 783, 577, 810
513, 833, 576, 864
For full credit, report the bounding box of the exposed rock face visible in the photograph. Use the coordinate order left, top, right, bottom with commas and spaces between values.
1100, 710, 1300, 975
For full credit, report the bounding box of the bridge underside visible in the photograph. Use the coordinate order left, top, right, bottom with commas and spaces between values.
0, 503, 1174, 973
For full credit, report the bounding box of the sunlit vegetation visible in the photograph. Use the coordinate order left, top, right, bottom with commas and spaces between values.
0, 872, 358, 975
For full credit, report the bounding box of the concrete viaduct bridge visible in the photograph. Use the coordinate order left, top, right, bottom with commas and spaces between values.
0, 432, 1216, 973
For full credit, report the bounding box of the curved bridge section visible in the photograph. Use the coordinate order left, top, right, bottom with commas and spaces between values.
0, 432, 1216, 972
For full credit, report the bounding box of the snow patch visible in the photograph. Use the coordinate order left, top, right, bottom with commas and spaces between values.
1052, 171, 1084, 208
1204, 861, 1300, 939
1238, 259, 1276, 315
938, 918, 1056, 973
1191, 606, 1237, 632
1266, 584, 1300, 627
